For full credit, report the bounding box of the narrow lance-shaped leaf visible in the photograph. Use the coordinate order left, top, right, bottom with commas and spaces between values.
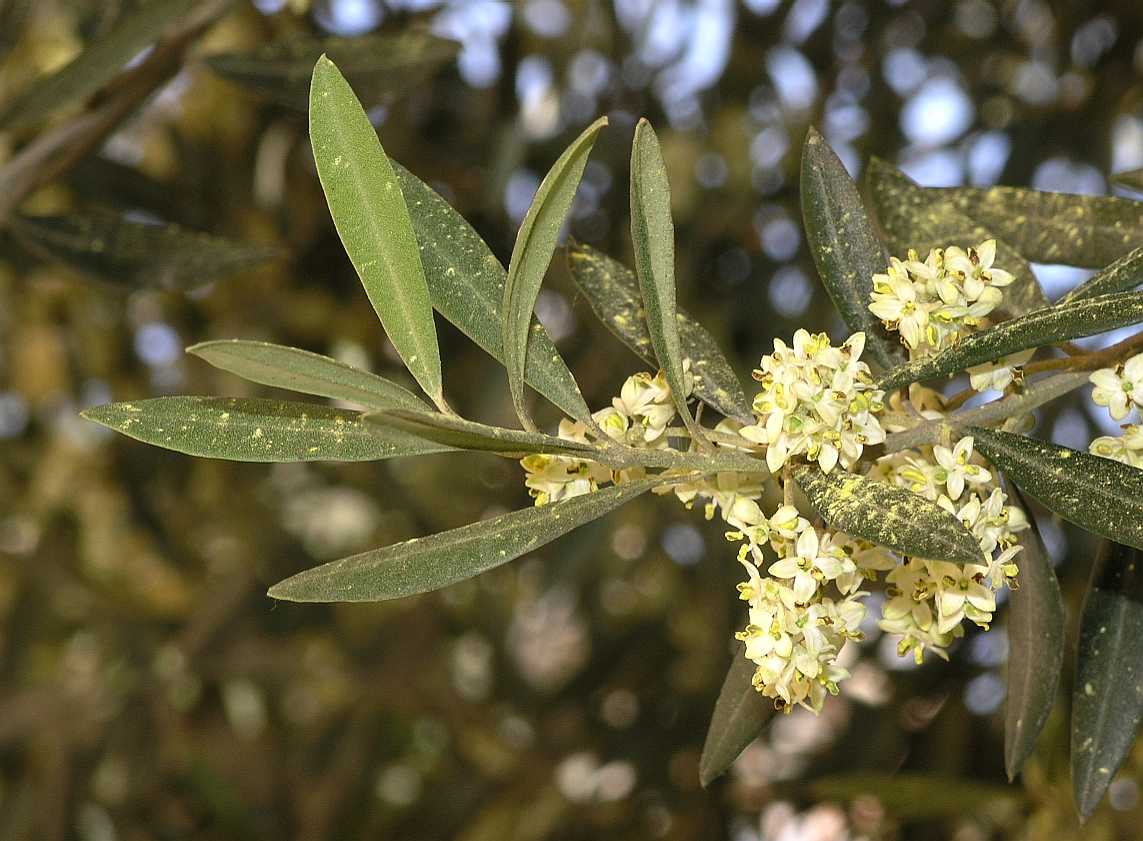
268, 477, 659, 602
1112, 168, 1143, 194
366, 409, 602, 458
503, 117, 607, 429
699, 644, 775, 787
9, 212, 278, 290
865, 158, 1048, 316
629, 119, 705, 442
309, 56, 444, 408
805, 775, 1018, 820
878, 290, 1143, 391
0, 0, 199, 131
1071, 539, 1143, 820
799, 128, 904, 371
187, 340, 429, 411
1059, 243, 1143, 304
394, 164, 592, 424
82, 397, 452, 462
969, 427, 1143, 551
794, 466, 983, 564
1002, 481, 1064, 781
926, 185, 1143, 269
567, 241, 752, 423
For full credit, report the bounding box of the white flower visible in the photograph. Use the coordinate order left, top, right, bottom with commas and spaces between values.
928, 560, 996, 633
870, 263, 929, 349
932, 435, 992, 500
769, 528, 854, 604
968, 349, 1034, 393
1090, 354, 1143, 421
1089, 423, 1143, 469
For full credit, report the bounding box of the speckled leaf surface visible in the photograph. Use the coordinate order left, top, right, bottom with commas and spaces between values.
1071, 540, 1143, 820
878, 291, 1143, 391
970, 427, 1143, 551
794, 466, 983, 564
865, 158, 1048, 316
9, 212, 277, 289
366, 409, 600, 458
800, 128, 904, 371
567, 242, 752, 423
83, 396, 451, 462
188, 340, 428, 411
929, 185, 1143, 269
267, 477, 658, 602
310, 56, 443, 405
699, 644, 775, 787
1003, 482, 1064, 781
1059, 243, 1143, 304
504, 117, 606, 428
394, 164, 592, 424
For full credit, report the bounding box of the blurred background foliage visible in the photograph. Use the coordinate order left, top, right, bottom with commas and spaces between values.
2, 0, 1143, 839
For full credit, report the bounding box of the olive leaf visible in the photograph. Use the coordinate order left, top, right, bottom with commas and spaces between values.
629, 119, 705, 442
206, 32, 457, 109
865, 158, 1048, 316
267, 477, 659, 602
1058, 243, 1143, 304
9, 211, 278, 289
969, 427, 1143, 551
187, 340, 428, 411
699, 644, 775, 787
366, 409, 601, 458
309, 56, 444, 408
794, 466, 983, 564
566, 241, 752, 423
394, 164, 592, 424
805, 774, 1018, 820
800, 128, 904, 371
503, 117, 607, 429
1071, 539, 1143, 820
82, 396, 451, 462
1003, 482, 1064, 781
1112, 168, 1143, 194
878, 291, 1143, 391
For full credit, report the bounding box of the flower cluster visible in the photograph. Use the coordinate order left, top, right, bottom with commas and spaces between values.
1088, 352, 1143, 468
740, 330, 886, 473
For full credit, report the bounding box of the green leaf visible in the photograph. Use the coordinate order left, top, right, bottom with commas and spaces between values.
187, 340, 429, 411
82, 396, 451, 462
1059, 243, 1143, 304
699, 644, 774, 787
268, 477, 658, 602
567, 241, 752, 423
503, 117, 607, 428
969, 427, 1143, 551
928, 185, 1143, 268
206, 32, 457, 109
866, 158, 1048, 316
1112, 168, 1143, 194
1003, 482, 1064, 781
805, 774, 1018, 820
8, 211, 277, 289
394, 164, 592, 424
0, 0, 33, 62
878, 291, 1143, 391
366, 409, 601, 458
629, 119, 704, 440
794, 466, 983, 564
799, 128, 905, 371
1071, 539, 1143, 820
0, 0, 200, 131
309, 56, 444, 407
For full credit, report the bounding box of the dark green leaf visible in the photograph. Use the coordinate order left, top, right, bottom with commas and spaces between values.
0, 0, 33, 61
567, 241, 752, 423
367, 409, 601, 458
187, 340, 428, 411
969, 427, 1143, 551
309, 56, 443, 407
504, 117, 607, 428
82, 396, 451, 462
1071, 540, 1143, 820
206, 32, 457, 109
878, 291, 1143, 391
1059, 244, 1143, 304
699, 644, 774, 787
800, 128, 905, 371
806, 774, 1018, 819
394, 164, 592, 424
866, 158, 1048, 316
9, 211, 277, 289
629, 119, 704, 440
0, 0, 200, 131
267, 477, 658, 602
1112, 168, 1143, 194
794, 466, 983, 564
1003, 482, 1064, 781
